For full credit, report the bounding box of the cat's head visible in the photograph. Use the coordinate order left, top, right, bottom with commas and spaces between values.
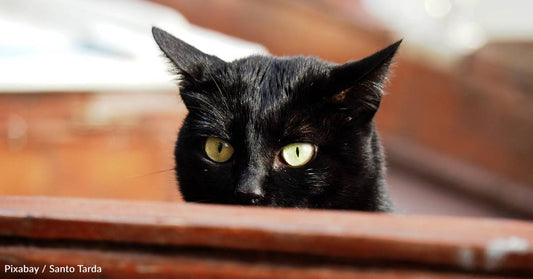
153, 27, 400, 211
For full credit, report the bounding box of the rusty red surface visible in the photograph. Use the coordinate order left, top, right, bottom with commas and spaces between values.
0, 246, 511, 279
0, 196, 532, 278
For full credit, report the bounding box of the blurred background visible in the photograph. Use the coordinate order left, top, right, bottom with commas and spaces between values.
1, 0, 532, 219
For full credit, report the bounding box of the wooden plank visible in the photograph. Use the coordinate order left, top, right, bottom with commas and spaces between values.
0, 196, 532, 277
0, 246, 509, 279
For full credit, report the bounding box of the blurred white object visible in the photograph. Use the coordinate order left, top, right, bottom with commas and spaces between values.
362, 0, 533, 62
0, 0, 267, 92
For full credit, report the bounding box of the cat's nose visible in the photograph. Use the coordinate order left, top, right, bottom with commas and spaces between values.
235, 186, 264, 205
235, 162, 266, 205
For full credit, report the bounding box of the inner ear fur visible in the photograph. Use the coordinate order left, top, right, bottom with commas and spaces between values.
328, 40, 402, 119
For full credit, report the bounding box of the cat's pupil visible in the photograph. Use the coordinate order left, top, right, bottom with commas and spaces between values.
217, 141, 223, 153
296, 147, 300, 157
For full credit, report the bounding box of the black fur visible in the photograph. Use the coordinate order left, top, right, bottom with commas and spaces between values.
152, 27, 400, 211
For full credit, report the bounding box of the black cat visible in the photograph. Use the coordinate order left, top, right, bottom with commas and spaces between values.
152, 27, 400, 212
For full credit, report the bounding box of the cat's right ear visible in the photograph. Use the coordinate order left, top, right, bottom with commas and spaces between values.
327, 40, 401, 122
152, 27, 224, 86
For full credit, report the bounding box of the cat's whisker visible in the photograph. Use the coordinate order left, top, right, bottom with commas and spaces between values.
206, 71, 232, 111
208, 72, 225, 94
125, 168, 175, 180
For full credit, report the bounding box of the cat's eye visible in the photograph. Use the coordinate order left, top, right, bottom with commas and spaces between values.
281, 143, 315, 167
205, 137, 234, 163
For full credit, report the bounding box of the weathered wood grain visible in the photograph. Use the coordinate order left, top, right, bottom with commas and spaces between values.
0, 196, 531, 278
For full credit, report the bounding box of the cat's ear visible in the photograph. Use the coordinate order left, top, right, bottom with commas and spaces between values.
328, 40, 401, 121
152, 27, 224, 85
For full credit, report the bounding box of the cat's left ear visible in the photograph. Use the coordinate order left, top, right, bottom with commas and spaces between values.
152, 27, 225, 86
328, 40, 402, 121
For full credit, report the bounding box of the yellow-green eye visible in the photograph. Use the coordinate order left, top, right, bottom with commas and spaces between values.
281, 143, 315, 167
205, 137, 234, 163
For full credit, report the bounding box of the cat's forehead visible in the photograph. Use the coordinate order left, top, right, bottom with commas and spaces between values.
186, 56, 332, 140
231, 56, 328, 84
223, 56, 330, 108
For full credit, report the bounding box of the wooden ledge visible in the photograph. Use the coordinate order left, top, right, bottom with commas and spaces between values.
0, 196, 532, 278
